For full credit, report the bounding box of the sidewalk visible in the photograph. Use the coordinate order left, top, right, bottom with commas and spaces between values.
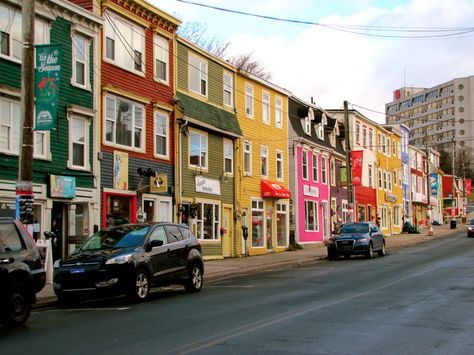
34, 223, 460, 309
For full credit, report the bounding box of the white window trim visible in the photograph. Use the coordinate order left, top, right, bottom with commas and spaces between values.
275, 96, 282, 128
260, 144, 268, 178
103, 11, 145, 76
154, 34, 169, 85
223, 71, 233, 108
154, 110, 169, 160
245, 83, 254, 118
276, 149, 283, 181
262, 91, 270, 124
67, 113, 91, 171
223, 138, 234, 175
305, 200, 319, 232
188, 128, 208, 170
243, 140, 252, 176
188, 53, 208, 97
302, 150, 309, 181
312, 152, 318, 183
321, 156, 328, 185
71, 31, 91, 90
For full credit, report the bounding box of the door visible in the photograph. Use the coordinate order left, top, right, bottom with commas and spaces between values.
222, 207, 233, 257
266, 205, 273, 250
147, 225, 171, 279
321, 201, 329, 240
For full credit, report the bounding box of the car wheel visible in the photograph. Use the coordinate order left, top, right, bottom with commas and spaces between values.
129, 269, 150, 301
343, 253, 351, 260
327, 248, 337, 260
366, 243, 373, 259
1, 282, 32, 326
184, 263, 203, 293
378, 241, 386, 257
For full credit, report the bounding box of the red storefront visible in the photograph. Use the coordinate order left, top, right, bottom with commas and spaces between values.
354, 185, 377, 223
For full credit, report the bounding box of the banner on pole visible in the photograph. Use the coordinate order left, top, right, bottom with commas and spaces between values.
351, 150, 364, 186
35, 44, 61, 131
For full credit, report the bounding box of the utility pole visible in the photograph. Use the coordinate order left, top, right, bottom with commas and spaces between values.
424, 131, 433, 236
344, 100, 353, 222
451, 138, 456, 228
462, 149, 466, 223
17, 0, 35, 224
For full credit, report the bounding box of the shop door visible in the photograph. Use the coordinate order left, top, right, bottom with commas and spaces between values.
266, 205, 273, 250
322, 201, 329, 240
222, 207, 233, 257
51, 202, 65, 261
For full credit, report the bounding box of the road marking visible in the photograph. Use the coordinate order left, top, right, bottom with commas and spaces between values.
37, 307, 131, 313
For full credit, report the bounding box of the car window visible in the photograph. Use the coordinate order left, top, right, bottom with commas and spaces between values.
339, 224, 369, 234
149, 226, 167, 245
0, 223, 23, 252
165, 225, 183, 243
178, 226, 190, 240
81, 226, 149, 250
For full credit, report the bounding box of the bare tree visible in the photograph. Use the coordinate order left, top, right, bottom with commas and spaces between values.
178, 22, 272, 80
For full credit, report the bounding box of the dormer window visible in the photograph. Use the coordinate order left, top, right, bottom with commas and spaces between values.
304, 108, 314, 135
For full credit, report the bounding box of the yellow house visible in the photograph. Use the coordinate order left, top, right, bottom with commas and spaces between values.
235, 72, 291, 256
376, 125, 403, 236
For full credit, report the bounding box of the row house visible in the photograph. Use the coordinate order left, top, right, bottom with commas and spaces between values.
409, 146, 428, 228
288, 96, 344, 245
235, 73, 291, 256
0, 0, 102, 259
377, 125, 403, 235
174, 37, 242, 259
98, 0, 180, 230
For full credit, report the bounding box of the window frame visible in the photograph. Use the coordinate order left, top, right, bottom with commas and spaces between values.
67, 114, 91, 171
260, 145, 268, 178
312, 152, 318, 182
302, 150, 308, 180
245, 83, 254, 118
223, 71, 233, 107
275, 96, 282, 128
154, 110, 169, 160
305, 200, 319, 232
321, 156, 327, 184
276, 150, 283, 181
262, 91, 270, 124
189, 129, 208, 169
188, 53, 208, 96
223, 138, 233, 175
243, 140, 252, 176
71, 32, 90, 90
154, 34, 169, 85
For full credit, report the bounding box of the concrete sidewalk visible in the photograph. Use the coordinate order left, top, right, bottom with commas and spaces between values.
34, 223, 462, 309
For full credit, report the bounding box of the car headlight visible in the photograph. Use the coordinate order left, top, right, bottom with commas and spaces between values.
356, 238, 369, 243
105, 254, 133, 265
469, 226, 474, 231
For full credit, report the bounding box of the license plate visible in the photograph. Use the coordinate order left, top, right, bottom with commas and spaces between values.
70, 268, 85, 274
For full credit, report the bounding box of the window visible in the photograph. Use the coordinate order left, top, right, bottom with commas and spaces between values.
275, 96, 282, 128
378, 169, 382, 189
0, 96, 47, 157
317, 123, 324, 140
104, 11, 144, 73
72, 33, 89, 88
68, 115, 90, 170
276, 150, 283, 180
245, 84, 254, 117
369, 129, 373, 150
392, 139, 396, 156
378, 133, 382, 152
251, 199, 264, 247
330, 159, 336, 186
189, 130, 207, 168
356, 122, 360, 145
342, 200, 348, 223
368, 165, 373, 187
383, 171, 387, 190
195, 202, 220, 240
189, 54, 208, 96
393, 170, 397, 186
223, 138, 233, 174
105, 94, 144, 149
321, 157, 327, 184
262, 91, 270, 124
260, 145, 268, 177
388, 172, 392, 191
312, 153, 318, 182
154, 35, 169, 84
305, 200, 318, 231
0, 3, 48, 62
363, 126, 367, 146
302, 150, 308, 180
223, 71, 233, 107
154, 111, 169, 158
243, 140, 252, 176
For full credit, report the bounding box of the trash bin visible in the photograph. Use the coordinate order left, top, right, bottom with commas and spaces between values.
450, 219, 457, 229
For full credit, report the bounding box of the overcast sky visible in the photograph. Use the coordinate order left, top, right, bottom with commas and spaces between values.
149, 0, 474, 123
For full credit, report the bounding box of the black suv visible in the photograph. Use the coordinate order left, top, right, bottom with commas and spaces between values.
53, 223, 204, 302
0, 218, 46, 326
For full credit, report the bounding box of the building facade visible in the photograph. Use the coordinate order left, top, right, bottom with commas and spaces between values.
0, 0, 102, 259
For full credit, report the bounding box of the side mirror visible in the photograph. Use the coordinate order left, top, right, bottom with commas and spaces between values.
148, 240, 164, 251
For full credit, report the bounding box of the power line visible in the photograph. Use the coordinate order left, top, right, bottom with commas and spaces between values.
176, 0, 474, 39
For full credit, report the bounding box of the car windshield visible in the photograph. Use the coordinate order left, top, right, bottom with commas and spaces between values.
339, 224, 369, 234
80, 225, 149, 250
469, 219, 474, 225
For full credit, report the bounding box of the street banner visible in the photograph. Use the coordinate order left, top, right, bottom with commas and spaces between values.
339, 166, 347, 186
351, 150, 364, 186
466, 178, 472, 195
34, 44, 61, 131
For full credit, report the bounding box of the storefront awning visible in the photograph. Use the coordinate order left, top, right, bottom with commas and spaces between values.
261, 180, 291, 199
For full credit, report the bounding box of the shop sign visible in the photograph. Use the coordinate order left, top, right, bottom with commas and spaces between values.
195, 176, 221, 195
385, 193, 398, 203
150, 174, 167, 193
50, 175, 76, 198
303, 185, 319, 197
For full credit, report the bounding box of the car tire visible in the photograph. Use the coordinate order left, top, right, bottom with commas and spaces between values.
327, 249, 337, 260
184, 263, 203, 293
366, 243, 373, 259
378, 241, 386, 257
1, 282, 32, 326
129, 269, 150, 302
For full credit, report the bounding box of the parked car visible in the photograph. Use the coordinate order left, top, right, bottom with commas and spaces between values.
327, 222, 386, 260
0, 217, 46, 326
53, 223, 204, 303
467, 219, 474, 238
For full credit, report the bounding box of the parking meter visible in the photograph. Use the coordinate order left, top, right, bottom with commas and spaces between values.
241, 226, 248, 240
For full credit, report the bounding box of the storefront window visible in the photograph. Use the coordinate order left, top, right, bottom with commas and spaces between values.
106, 195, 131, 227
195, 202, 220, 240
276, 203, 287, 247
358, 205, 366, 221
251, 199, 264, 247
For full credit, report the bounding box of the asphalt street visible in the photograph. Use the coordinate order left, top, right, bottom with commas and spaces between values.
1, 227, 473, 354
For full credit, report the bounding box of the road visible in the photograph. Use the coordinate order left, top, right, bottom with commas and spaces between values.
1, 230, 474, 354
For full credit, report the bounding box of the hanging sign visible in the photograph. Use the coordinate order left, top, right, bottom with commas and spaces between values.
351, 150, 364, 186
34, 44, 61, 131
